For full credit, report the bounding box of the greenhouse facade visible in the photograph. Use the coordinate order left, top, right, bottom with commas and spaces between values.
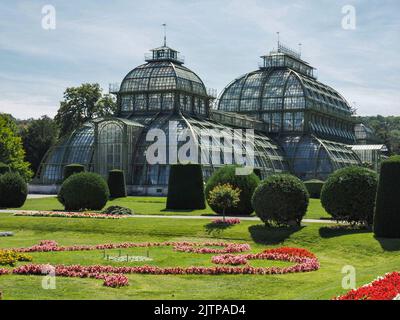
33, 41, 365, 195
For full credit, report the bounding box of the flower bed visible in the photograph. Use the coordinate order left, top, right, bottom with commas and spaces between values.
211, 218, 241, 225
13, 211, 130, 219
11, 240, 251, 254
335, 272, 400, 300
0, 250, 32, 266
5, 240, 320, 288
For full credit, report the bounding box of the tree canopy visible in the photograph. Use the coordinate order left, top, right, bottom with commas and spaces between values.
358, 115, 400, 155
0, 113, 33, 181
21, 116, 59, 173
54, 83, 117, 137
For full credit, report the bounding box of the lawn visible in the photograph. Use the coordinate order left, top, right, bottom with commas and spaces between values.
14, 196, 330, 220
0, 211, 399, 300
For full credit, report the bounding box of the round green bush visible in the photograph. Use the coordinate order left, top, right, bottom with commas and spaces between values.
107, 170, 127, 199
205, 165, 260, 215
304, 179, 324, 199
251, 174, 309, 226
0, 163, 10, 175
321, 166, 378, 225
58, 172, 110, 211
374, 156, 400, 238
166, 164, 205, 210
63, 164, 85, 181
0, 172, 27, 208
102, 205, 133, 215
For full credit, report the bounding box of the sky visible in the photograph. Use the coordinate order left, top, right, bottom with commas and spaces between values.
0, 0, 399, 119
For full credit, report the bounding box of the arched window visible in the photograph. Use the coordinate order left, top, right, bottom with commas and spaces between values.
98, 122, 123, 176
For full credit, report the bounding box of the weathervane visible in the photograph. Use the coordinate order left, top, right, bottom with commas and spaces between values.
162, 23, 167, 46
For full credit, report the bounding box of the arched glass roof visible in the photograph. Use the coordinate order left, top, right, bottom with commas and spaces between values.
217, 69, 352, 116
120, 61, 207, 96
278, 135, 361, 181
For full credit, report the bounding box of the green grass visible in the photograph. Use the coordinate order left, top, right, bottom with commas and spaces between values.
15, 197, 330, 220
0, 211, 399, 300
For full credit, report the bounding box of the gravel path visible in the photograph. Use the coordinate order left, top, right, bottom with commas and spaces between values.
0, 209, 338, 224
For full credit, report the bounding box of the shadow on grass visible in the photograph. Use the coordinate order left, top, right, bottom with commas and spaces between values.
319, 225, 371, 238
248, 224, 304, 245
375, 236, 400, 252
204, 222, 235, 236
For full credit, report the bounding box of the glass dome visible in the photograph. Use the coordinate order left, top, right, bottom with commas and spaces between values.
218, 69, 352, 115
120, 61, 207, 96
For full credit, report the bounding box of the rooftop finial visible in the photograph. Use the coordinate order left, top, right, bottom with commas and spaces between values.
162, 23, 167, 47
276, 31, 280, 48
298, 43, 302, 57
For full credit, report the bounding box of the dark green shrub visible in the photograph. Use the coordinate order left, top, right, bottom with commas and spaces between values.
253, 168, 262, 180
0, 163, 10, 175
374, 156, 400, 238
102, 205, 133, 215
304, 179, 324, 199
0, 172, 27, 208
166, 164, 205, 210
251, 174, 309, 226
205, 165, 260, 215
58, 172, 109, 211
321, 166, 378, 226
63, 164, 85, 181
107, 170, 127, 198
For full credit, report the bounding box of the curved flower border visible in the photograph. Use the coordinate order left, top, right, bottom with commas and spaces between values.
14, 211, 130, 219
334, 272, 400, 300
1, 241, 320, 288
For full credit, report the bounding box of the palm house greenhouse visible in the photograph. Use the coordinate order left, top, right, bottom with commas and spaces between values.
32, 40, 368, 195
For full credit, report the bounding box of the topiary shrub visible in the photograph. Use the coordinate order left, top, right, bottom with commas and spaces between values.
207, 183, 241, 222
0, 172, 28, 208
304, 179, 324, 199
63, 164, 85, 181
321, 166, 378, 226
205, 165, 260, 215
374, 156, 400, 238
58, 172, 109, 211
251, 174, 309, 226
0, 163, 10, 175
166, 164, 205, 210
107, 170, 127, 199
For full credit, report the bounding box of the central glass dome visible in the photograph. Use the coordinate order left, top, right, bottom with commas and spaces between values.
117, 45, 208, 115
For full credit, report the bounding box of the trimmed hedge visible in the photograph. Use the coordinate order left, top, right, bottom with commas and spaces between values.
0, 163, 10, 175
321, 166, 378, 225
304, 179, 324, 199
252, 174, 309, 226
166, 164, 206, 210
205, 165, 260, 216
374, 156, 400, 238
58, 172, 110, 211
63, 164, 85, 181
107, 170, 127, 199
0, 172, 28, 208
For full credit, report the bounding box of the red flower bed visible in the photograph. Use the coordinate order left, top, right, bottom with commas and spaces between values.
263, 247, 316, 259
335, 272, 400, 300
212, 218, 241, 225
